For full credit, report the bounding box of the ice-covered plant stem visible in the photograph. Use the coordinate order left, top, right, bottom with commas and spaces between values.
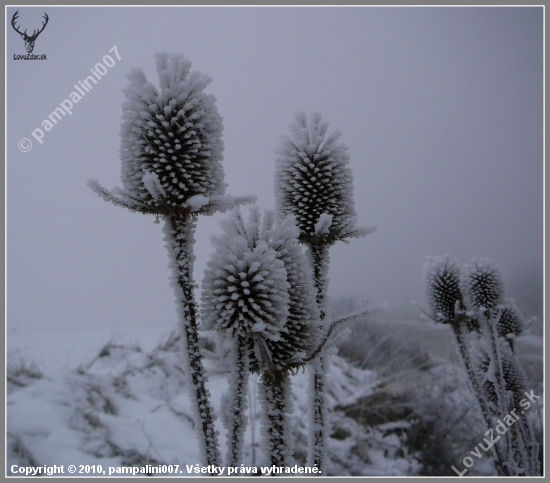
258, 370, 293, 467
163, 213, 221, 467
223, 335, 249, 468
88, 52, 254, 468
305, 244, 329, 473
275, 113, 375, 474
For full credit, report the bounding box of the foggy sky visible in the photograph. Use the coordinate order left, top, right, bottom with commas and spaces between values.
7, 6, 543, 334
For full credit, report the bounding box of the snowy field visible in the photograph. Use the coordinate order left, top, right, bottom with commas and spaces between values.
6, 325, 380, 476
7, 319, 543, 477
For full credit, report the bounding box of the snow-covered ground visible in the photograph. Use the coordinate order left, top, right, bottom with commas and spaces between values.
7, 327, 202, 476
7, 326, 394, 476
7, 321, 542, 477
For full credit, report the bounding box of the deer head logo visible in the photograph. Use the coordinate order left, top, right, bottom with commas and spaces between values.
11, 10, 49, 54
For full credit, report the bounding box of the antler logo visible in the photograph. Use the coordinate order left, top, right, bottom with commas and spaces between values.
11, 10, 49, 54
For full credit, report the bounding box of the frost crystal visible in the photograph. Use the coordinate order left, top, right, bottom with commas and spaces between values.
251, 212, 321, 371
202, 207, 320, 370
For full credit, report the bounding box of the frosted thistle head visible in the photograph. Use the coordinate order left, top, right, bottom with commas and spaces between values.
496, 300, 525, 343
250, 211, 321, 372
119, 52, 225, 214
461, 258, 504, 311
275, 112, 370, 245
422, 255, 463, 323
201, 208, 289, 341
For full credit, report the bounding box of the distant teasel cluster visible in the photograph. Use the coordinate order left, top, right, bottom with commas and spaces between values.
423, 256, 539, 476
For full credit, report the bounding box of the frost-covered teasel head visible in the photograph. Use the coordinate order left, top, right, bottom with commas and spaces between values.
251, 211, 321, 371
88, 53, 256, 218
496, 300, 525, 343
422, 255, 464, 323
461, 258, 504, 311
275, 112, 370, 245
201, 208, 290, 341
202, 207, 320, 371
119, 52, 225, 213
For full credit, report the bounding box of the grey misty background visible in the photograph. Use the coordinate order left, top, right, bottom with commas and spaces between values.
8, 7, 543, 336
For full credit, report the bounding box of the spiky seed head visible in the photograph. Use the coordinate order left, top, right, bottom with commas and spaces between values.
461, 258, 504, 311
201, 208, 289, 340
275, 112, 360, 244
496, 300, 525, 342
120, 52, 225, 212
202, 207, 321, 371
422, 255, 463, 322
250, 212, 321, 372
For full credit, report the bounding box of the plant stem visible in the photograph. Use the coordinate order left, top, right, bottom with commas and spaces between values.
225, 335, 249, 467
309, 357, 326, 475
452, 321, 509, 476
164, 214, 220, 468
306, 243, 330, 475
259, 370, 292, 467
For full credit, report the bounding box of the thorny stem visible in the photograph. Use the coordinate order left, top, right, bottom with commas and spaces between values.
482, 310, 524, 475
482, 310, 539, 476
515, 414, 540, 475
165, 214, 220, 469
260, 371, 292, 468
307, 243, 330, 475
451, 320, 509, 476
310, 358, 326, 474
309, 244, 330, 321
484, 311, 509, 417
226, 335, 249, 467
